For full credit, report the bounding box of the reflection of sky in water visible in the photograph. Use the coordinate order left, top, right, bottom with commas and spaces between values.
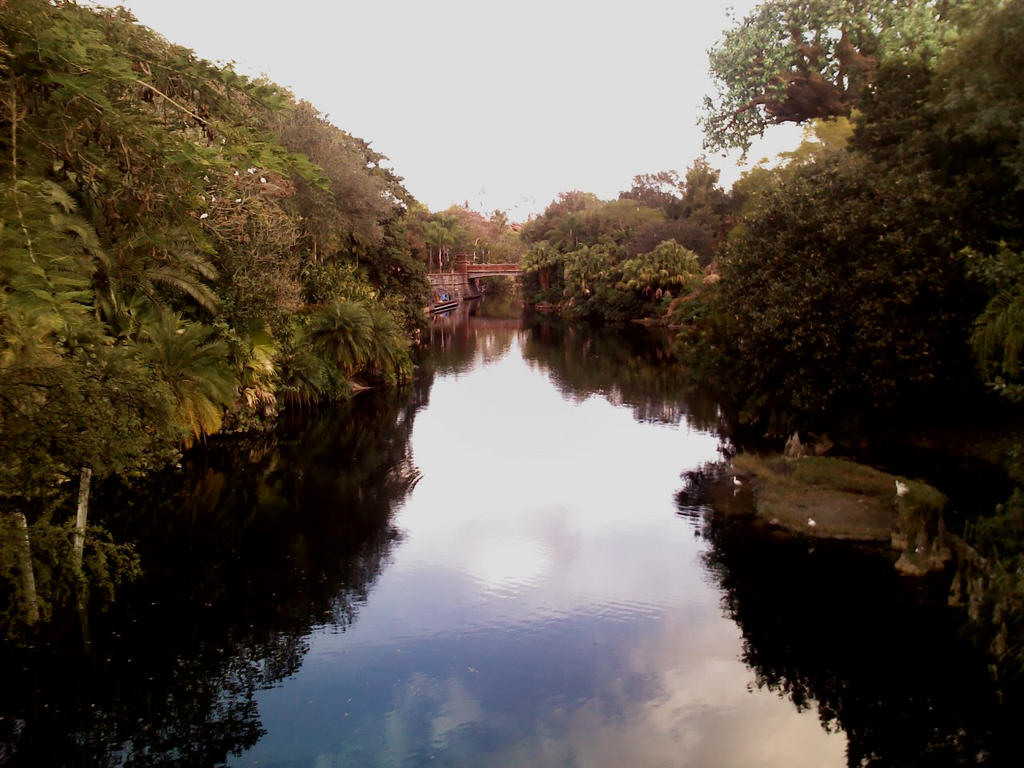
237, 334, 846, 767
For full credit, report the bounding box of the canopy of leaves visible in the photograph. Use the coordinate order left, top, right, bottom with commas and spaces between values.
619, 240, 700, 295
701, 0, 973, 153
0, 0, 428, 625
702, 151, 983, 435
0, 0, 424, 480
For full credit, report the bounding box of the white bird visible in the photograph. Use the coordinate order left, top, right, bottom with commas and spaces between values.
895, 480, 909, 498
807, 517, 817, 527
732, 476, 742, 487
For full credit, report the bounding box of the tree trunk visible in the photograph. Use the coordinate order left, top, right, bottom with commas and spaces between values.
13, 512, 40, 625
71, 466, 91, 577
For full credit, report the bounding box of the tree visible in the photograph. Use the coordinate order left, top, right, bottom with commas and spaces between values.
0, 0, 431, 631
520, 191, 602, 248
141, 310, 238, 446
619, 240, 700, 298
619, 170, 683, 215
700, 0, 971, 153
424, 214, 462, 271
520, 242, 564, 300
968, 246, 1024, 404
701, 151, 982, 435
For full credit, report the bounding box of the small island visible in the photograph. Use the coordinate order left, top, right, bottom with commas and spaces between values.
732, 452, 951, 577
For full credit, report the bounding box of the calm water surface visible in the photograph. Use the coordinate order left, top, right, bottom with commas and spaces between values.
242, 308, 838, 767
0, 300, 1011, 766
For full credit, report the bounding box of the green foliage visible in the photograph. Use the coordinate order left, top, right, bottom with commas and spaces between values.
521, 163, 732, 315
362, 305, 412, 384
0, 513, 141, 631
619, 170, 683, 214
235, 320, 279, 418
0, 179, 98, 339
689, 0, 1024, 682
304, 300, 411, 391
619, 240, 699, 296
968, 246, 1024, 402
521, 237, 700, 322
0, 0, 427, 627
934, 0, 1024, 187
309, 301, 375, 376
141, 310, 237, 445
0, 346, 180, 501
966, 489, 1024, 673
519, 241, 565, 303
696, 151, 982, 435
0, 0, 425, 446
563, 244, 616, 302
701, 0, 971, 152
278, 343, 345, 407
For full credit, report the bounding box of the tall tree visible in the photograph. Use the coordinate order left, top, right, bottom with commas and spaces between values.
700, 0, 972, 153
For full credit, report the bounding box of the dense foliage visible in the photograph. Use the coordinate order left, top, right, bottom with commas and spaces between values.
406, 203, 523, 274
701, 0, 976, 153
517, 159, 731, 321
687, 0, 1022, 434
0, 0, 431, 626
685, 0, 1024, 677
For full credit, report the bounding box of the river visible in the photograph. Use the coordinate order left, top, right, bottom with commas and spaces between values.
0, 299, 1014, 766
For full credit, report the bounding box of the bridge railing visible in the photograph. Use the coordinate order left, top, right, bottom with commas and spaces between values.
465, 263, 520, 275
427, 259, 521, 278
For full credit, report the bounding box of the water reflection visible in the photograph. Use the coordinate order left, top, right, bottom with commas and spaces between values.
0, 388, 421, 767
425, 298, 523, 376
1, 308, 1014, 767
237, 314, 846, 767
521, 317, 727, 433
679, 466, 1015, 766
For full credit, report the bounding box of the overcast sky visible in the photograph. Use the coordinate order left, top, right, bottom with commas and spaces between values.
92, 0, 798, 219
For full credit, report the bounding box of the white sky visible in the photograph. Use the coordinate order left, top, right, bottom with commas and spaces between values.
92, 0, 799, 219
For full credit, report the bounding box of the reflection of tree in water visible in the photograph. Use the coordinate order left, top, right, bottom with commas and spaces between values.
0, 388, 422, 767
424, 299, 522, 376
677, 469, 1015, 766
521, 318, 727, 431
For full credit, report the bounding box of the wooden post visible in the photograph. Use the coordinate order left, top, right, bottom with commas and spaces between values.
13, 512, 40, 625
73, 467, 93, 647
71, 466, 92, 576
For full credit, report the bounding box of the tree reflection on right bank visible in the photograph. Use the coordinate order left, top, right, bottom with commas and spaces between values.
520, 315, 728, 434
678, 468, 1014, 767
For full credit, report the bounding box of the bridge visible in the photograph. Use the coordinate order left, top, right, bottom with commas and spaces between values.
427, 257, 521, 305
462, 262, 521, 278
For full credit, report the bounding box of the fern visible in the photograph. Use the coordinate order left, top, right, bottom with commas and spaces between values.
969, 246, 1024, 400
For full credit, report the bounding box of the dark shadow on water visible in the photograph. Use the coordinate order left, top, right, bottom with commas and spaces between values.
520, 316, 728, 432
677, 466, 1018, 767
0, 387, 422, 767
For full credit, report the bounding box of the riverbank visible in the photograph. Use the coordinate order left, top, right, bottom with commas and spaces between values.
724, 449, 1024, 695
731, 454, 951, 574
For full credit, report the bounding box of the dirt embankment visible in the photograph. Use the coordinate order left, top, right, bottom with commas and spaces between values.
732, 455, 951, 575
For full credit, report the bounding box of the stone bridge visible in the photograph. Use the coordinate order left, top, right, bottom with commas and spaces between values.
427, 257, 521, 302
